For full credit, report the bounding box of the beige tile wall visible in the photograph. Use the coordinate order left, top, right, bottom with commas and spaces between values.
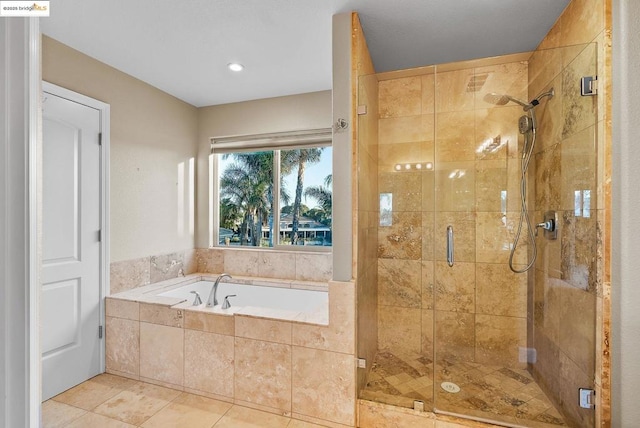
195, 248, 332, 282
376, 59, 529, 371
527, 0, 611, 426
110, 249, 197, 294
105, 280, 357, 427
110, 248, 332, 295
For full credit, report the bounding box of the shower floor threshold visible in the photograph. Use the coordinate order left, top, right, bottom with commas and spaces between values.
360, 350, 567, 427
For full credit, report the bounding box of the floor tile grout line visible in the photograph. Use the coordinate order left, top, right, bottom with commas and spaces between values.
44, 400, 87, 428
46, 398, 90, 416
49, 375, 304, 428
54, 373, 333, 428
211, 402, 235, 427
136, 396, 176, 427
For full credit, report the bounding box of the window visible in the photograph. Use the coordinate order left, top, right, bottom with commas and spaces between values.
211, 129, 332, 249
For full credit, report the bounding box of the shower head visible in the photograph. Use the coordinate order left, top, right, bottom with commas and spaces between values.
483, 93, 532, 109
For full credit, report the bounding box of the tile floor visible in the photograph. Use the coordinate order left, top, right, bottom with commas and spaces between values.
45, 359, 568, 428
43, 373, 327, 428
361, 350, 567, 427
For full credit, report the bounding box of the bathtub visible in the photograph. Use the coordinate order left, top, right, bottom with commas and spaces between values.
157, 280, 328, 314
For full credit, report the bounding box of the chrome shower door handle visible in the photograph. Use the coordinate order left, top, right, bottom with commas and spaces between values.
447, 225, 454, 267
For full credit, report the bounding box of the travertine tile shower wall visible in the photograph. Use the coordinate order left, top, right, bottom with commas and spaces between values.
376, 59, 530, 369
527, 0, 611, 425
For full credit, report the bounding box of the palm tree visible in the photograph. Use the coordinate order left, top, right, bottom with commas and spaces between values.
219, 151, 292, 246
220, 163, 270, 245
304, 173, 332, 226
282, 148, 323, 245
220, 197, 241, 230
220, 152, 273, 245
304, 174, 332, 211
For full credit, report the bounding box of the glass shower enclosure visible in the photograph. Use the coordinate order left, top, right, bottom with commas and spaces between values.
357, 42, 598, 428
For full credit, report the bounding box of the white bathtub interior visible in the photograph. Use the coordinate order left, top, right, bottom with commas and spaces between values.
157, 280, 328, 314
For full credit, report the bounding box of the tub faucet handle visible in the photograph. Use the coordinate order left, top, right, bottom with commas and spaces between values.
221, 295, 236, 310
190, 291, 202, 306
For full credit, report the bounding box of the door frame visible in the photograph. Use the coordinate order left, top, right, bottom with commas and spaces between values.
42, 81, 110, 373
1, 17, 40, 427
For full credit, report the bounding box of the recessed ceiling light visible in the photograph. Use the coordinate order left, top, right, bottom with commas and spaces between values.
228, 63, 244, 72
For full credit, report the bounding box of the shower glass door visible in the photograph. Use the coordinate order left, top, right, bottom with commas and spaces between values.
432, 43, 598, 428
431, 56, 535, 425
359, 68, 438, 410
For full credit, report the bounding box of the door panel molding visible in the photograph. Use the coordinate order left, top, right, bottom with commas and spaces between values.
42, 81, 110, 374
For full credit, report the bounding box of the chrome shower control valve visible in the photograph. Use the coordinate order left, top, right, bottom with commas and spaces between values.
536, 211, 558, 240
536, 220, 554, 232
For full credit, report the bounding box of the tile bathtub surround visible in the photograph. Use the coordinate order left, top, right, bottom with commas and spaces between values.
105, 279, 357, 426
105, 316, 139, 378
110, 249, 197, 294
150, 249, 197, 283
235, 337, 293, 413
195, 247, 333, 282
139, 322, 184, 387
184, 329, 235, 398
109, 257, 151, 295
291, 347, 356, 426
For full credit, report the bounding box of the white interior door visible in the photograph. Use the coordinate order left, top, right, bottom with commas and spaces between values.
41, 89, 103, 401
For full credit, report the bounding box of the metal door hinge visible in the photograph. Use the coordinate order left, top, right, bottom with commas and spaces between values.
98, 325, 103, 339
357, 105, 367, 115
581, 76, 598, 96
98, 230, 102, 242
98, 132, 103, 146
579, 388, 595, 409
356, 358, 367, 369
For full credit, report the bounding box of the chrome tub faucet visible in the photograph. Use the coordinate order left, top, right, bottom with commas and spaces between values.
207, 273, 232, 307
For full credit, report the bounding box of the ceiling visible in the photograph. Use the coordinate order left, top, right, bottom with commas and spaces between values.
40, 0, 569, 108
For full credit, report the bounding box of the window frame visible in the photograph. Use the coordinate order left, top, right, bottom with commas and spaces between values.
210, 128, 332, 252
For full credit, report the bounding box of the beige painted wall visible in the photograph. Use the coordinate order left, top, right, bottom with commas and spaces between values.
42, 36, 199, 262
331, 13, 354, 281
195, 90, 332, 248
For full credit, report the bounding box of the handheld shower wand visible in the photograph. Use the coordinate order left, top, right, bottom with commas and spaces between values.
483, 88, 555, 273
